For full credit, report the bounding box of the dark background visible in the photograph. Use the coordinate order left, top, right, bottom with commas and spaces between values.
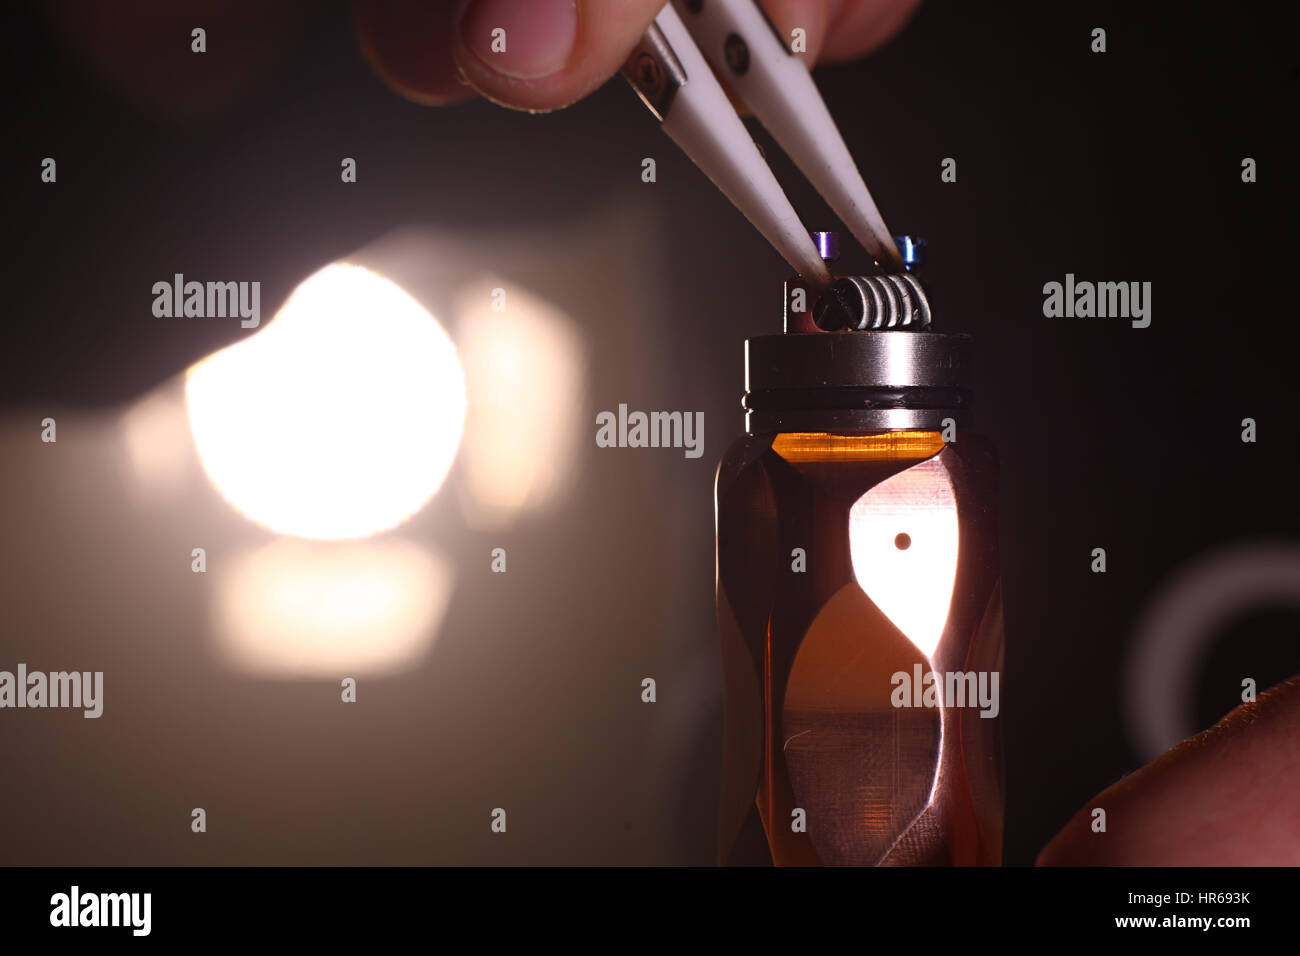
2, 0, 1297, 866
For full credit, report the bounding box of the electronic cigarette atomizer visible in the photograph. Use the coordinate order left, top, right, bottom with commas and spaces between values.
715, 234, 1004, 866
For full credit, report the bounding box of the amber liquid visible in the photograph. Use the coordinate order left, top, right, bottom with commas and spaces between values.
715, 431, 1003, 866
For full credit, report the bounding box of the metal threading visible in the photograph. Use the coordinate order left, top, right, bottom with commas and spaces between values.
813, 273, 932, 331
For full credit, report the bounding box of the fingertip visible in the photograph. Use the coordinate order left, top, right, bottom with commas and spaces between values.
817, 0, 924, 64
757, 0, 836, 65
451, 0, 664, 113
352, 0, 475, 106
1037, 676, 1300, 866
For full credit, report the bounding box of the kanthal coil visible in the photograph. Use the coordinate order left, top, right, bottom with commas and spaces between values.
813, 274, 932, 331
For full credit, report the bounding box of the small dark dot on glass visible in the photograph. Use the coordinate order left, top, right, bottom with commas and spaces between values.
894, 532, 911, 550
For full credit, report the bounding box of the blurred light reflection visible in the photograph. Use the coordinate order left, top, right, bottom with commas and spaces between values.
453, 277, 584, 530
121, 381, 193, 498
213, 538, 452, 677
186, 263, 466, 540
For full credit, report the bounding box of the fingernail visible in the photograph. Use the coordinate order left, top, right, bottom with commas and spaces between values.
459, 0, 577, 80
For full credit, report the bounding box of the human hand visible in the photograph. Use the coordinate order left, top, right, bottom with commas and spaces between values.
1039, 675, 1300, 865
351, 0, 924, 111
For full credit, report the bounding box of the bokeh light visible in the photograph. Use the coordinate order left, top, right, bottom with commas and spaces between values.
185, 263, 465, 539
212, 538, 453, 677
453, 278, 584, 529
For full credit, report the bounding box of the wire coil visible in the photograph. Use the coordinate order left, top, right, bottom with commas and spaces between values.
813, 274, 932, 331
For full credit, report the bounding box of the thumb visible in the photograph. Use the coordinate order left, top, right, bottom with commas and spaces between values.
452, 0, 666, 112
1037, 675, 1300, 866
